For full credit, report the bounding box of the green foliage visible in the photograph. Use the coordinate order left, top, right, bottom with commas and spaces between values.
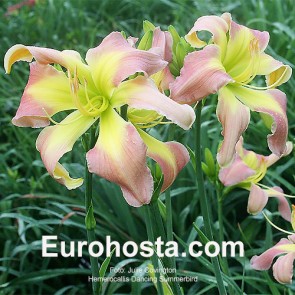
0, 0, 294, 294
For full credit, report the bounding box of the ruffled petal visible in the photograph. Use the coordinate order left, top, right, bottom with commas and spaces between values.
53, 163, 83, 190
170, 45, 233, 104
12, 63, 77, 127
268, 186, 291, 222
273, 252, 295, 284
85, 32, 167, 97
258, 53, 292, 87
219, 157, 255, 186
216, 86, 250, 166
266, 141, 293, 167
251, 237, 293, 270
247, 184, 268, 215
86, 108, 153, 207
230, 85, 288, 156
111, 76, 195, 130
185, 14, 229, 53
36, 111, 96, 189
4, 44, 93, 87
137, 129, 189, 192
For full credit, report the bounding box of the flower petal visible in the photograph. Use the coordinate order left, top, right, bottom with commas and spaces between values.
12, 63, 77, 127
53, 163, 83, 190
152, 27, 173, 62
219, 157, 255, 186
273, 252, 295, 284
216, 86, 250, 166
223, 20, 269, 78
151, 28, 174, 91
231, 85, 288, 156
258, 53, 292, 87
85, 32, 167, 97
170, 45, 233, 105
111, 76, 195, 130
4, 44, 93, 87
185, 15, 229, 52
86, 108, 153, 207
247, 184, 268, 215
36, 111, 96, 189
4, 44, 33, 73
266, 141, 293, 167
268, 186, 291, 222
152, 67, 175, 92
251, 237, 293, 270
137, 129, 189, 192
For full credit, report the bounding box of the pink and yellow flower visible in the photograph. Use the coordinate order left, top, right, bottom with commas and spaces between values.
251, 234, 295, 284
219, 137, 292, 220
170, 13, 292, 166
5, 32, 195, 207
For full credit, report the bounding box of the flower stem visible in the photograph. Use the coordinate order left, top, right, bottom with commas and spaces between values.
149, 199, 182, 295
84, 128, 99, 295
217, 188, 230, 276
165, 190, 173, 251
166, 125, 175, 246
217, 187, 225, 244
195, 102, 227, 295
144, 205, 164, 295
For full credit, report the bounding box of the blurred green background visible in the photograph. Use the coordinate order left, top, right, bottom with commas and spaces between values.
0, 0, 294, 294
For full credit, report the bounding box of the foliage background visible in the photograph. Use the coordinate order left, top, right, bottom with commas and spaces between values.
0, 0, 294, 294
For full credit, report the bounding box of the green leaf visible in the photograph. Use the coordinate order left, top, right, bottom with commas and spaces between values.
192, 222, 210, 244
99, 248, 116, 292
0, 269, 91, 291
148, 263, 174, 295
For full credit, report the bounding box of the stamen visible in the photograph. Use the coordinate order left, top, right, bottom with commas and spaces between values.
68, 68, 92, 117
242, 160, 267, 184
83, 78, 97, 111
68, 68, 108, 117
257, 183, 295, 198
134, 116, 165, 129
42, 108, 83, 126
137, 121, 173, 129
262, 211, 294, 235
238, 66, 288, 90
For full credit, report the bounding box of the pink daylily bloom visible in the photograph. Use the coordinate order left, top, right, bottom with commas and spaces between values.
170, 13, 292, 166
219, 137, 293, 220
251, 234, 295, 284
5, 32, 195, 207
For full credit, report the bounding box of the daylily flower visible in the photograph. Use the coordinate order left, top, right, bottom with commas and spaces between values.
170, 12, 292, 166
219, 137, 292, 220
251, 234, 295, 284
4, 32, 195, 207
